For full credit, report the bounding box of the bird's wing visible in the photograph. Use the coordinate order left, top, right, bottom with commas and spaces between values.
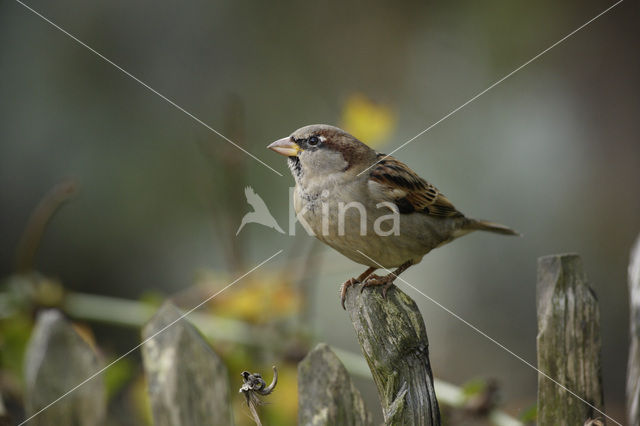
368, 154, 463, 218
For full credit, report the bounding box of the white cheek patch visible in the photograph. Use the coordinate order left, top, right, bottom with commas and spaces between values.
303, 150, 348, 175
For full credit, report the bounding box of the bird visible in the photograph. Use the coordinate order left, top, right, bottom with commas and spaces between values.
236, 186, 285, 235
267, 124, 519, 309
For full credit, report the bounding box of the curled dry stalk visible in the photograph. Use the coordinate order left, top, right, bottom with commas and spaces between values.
15, 179, 78, 273
239, 366, 278, 426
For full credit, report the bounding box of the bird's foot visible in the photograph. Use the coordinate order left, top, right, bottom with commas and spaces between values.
361, 274, 397, 298
340, 278, 359, 310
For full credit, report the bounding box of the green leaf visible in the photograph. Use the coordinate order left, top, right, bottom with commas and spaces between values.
104, 357, 135, 400
519, 403, 537, 422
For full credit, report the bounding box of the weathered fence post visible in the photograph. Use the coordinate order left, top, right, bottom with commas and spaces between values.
628, 234, 640, 426
24, 309, 105, 426
298, 343, 372, 425
141, 302, 233, 426
536, 254, 604, 424
344, 283, 440, 425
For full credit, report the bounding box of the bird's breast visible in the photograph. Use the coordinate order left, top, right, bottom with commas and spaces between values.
292, 180, 461, 268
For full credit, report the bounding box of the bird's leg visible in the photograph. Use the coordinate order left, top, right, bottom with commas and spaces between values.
340, 266, 377, 310
356, 267, 378, 283
361, 260, 414, 298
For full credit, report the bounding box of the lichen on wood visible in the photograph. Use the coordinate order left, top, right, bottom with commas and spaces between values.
24, 309, 105, 426
141, 302, 232, 426
344, 282, 440, 425
298, 343, 371, 425
628, 235, 640, 426
536, 254, 604, 425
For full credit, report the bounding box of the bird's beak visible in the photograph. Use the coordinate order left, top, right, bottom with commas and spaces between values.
267, 137, 301, 157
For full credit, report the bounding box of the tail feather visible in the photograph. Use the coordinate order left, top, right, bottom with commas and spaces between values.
465, 219, 521, 236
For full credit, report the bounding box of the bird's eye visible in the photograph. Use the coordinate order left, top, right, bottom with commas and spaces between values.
308, 136, 319, 146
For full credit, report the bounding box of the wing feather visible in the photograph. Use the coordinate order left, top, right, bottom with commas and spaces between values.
369, 154, 462, 218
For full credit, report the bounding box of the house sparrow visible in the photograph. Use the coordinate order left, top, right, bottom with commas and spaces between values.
268, 124, 518, 309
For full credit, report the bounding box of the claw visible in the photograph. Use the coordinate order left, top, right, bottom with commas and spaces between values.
382, 282, 395, 298
361, 274, 396, 298
340, 278, 358, 310
360, 275, 383, 293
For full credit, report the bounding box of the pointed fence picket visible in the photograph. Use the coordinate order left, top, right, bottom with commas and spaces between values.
20, 244, 640, 426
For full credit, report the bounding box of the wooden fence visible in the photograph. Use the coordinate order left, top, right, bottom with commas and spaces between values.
16, 239, 640, 425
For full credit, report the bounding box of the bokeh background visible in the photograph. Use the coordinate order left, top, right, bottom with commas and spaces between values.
1, 0, 639, 424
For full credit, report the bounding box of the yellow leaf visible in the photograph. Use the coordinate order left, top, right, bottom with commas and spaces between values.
341, 93, 396, 148
196, 270, 301, 323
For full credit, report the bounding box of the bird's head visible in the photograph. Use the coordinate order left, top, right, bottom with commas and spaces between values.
267, 124, 376, 182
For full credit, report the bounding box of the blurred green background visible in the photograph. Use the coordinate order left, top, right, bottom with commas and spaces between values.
1, 0, 639, 424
